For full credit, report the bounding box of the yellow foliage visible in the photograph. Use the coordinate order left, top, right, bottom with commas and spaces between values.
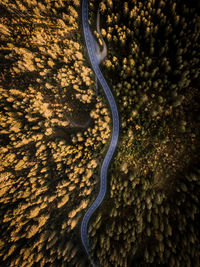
29, 206, 40, 218
10, 121, 21, 133
57, 194, 69, 208
0, 1, 111, 265
70, 218, 78, 230
27, 224, 39, 238
15, 159, 25, 170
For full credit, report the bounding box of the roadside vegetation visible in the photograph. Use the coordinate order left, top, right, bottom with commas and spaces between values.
0, 0, 110, 266
88, 0, 200, 266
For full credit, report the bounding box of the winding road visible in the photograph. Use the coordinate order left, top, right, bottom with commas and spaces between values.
81, 0, 119, 265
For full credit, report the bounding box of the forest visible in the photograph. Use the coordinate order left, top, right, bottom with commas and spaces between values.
0, 0, 200, 266
89, 0, 200, 266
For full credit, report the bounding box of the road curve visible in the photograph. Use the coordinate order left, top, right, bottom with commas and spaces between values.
97, 9, 107, 62
81, 0, 119, 264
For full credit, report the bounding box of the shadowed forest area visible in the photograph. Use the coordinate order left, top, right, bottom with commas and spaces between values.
88, 0, 200, 266
0, 0, 200, 266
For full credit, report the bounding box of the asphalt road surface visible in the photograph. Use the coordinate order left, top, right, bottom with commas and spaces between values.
81, 0, 119, 264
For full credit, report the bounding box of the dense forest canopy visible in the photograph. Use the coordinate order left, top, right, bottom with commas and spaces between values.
89, 0, 200, 266
0, 0, 199, 266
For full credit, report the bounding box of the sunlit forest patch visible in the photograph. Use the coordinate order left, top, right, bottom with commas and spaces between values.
0, 0, 110, 266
